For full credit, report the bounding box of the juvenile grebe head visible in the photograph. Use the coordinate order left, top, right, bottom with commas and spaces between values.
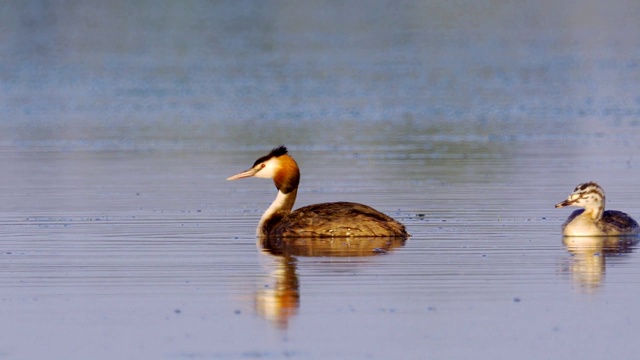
226, 145, 300, 193
555, 182, 605, 217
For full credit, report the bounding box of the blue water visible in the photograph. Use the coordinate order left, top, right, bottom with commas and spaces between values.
1, 1, 640, 359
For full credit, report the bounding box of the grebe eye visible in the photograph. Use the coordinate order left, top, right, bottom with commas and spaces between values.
260, 163, 265, 168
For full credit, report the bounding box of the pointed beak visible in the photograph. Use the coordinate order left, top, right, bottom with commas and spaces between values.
227, 167, 259, 181
555, 199, 572, 208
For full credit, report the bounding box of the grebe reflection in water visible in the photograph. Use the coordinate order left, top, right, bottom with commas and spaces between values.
255, 235, 406, 329
563, 236, 638, 292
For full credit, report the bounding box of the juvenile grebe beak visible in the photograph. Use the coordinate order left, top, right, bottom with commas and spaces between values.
555, 191, 582, 208
227, 167, 260, 181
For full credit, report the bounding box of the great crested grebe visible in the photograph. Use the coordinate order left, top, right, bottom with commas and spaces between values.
555, 182, 640, 236
227, 146, 409, 238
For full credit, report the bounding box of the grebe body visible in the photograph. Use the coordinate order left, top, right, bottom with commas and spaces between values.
555, 182, 640, 236
227, 146, 408, 238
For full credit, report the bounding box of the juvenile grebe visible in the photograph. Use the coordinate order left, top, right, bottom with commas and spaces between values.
555, 182, 640, 236
227, 146, 409, 238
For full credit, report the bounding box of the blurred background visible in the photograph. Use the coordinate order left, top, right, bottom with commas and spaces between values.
2, 0, 639, 149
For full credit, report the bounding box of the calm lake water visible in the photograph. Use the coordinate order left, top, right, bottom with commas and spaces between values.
2, 0, 640, 359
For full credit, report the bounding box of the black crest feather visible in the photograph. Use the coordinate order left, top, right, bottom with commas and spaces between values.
253, 145, 289, 167
270, 145, 288, 157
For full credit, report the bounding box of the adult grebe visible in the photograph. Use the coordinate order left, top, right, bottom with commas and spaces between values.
227, 146, 409, 238
555, 182, 640, 236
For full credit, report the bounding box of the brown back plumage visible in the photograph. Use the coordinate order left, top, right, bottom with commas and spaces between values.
266, 202, 408, 238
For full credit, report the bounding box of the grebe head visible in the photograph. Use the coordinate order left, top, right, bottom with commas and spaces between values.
555, 182, 605, 211
227, 145, 300, 194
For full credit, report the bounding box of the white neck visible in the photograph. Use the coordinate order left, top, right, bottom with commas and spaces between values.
257, 188, 298, 237
585, 204, 604, 221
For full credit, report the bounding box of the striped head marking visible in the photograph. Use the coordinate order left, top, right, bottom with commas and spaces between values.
555, 182, 605, 209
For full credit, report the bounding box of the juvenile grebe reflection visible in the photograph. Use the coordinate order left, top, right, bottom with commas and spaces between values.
563, 236, 638, 292
227, 146, 409, 238
555, 182, 640, 236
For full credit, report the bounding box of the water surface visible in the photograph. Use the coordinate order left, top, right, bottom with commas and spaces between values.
2, 1, 640, 359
